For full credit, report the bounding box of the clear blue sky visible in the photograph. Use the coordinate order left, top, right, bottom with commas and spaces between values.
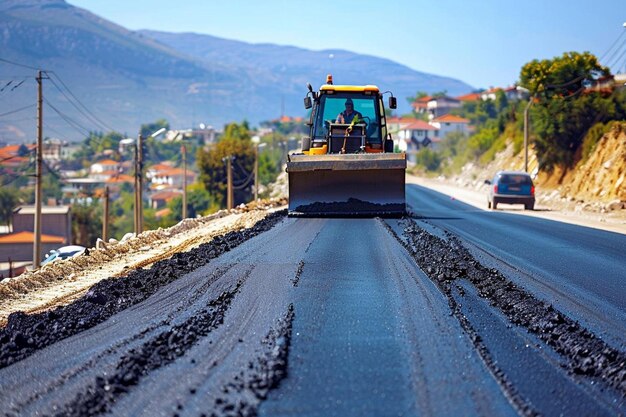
69, 0, 626, 89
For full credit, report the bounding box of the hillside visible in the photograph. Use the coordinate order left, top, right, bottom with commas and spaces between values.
140, 30, 472, 113
0, 0, 473, 142
449, 122, 626, 215
562, 123, 626, 203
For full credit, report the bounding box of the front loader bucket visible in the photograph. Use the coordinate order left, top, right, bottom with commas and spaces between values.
287, 153, 406, 217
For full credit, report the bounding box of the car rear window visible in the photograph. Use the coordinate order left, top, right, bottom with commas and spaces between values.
499, 174, 532, 185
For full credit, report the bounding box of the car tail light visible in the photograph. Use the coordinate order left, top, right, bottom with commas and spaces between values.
493, 185, 498, 193
531, 185, 535, 196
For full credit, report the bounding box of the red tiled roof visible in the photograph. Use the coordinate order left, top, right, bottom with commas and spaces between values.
156, 168, 196, 177
150, 190, 182, 201
95, 159, 119, 165
432, 114, 470, 124
0, 231, 64, 244
456, 92, 481, 102
149, 163, 175, 172
106, 174, 134, 183
0, 144, 36, 160
155, 208, 172, 218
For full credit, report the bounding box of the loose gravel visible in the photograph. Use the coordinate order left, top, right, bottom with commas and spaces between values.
48, 283, 243, 417
390, 218, 626, 397
292, 198, 404, 217
0, 210, 286, 369
209, 304, 294, 417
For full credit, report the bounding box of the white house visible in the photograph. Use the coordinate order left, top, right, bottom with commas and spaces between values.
429, 114, 470, 139
90, 159, 119, 174
426, 96, 462, 119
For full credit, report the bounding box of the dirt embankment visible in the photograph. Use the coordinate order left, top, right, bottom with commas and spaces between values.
451, 122, 626, 215
0, 198, 287, 326
563, 123, 626, 203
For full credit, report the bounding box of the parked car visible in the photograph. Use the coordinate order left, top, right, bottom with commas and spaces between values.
485, 171, 535, 210
42, 245, 86, 266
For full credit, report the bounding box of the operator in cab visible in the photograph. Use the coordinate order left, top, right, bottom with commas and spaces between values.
336, 98, 363, 124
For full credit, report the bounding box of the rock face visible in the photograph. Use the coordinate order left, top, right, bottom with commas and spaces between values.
565, 123, 626, 203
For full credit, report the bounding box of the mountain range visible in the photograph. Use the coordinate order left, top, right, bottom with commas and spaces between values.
0, 0, 473, 143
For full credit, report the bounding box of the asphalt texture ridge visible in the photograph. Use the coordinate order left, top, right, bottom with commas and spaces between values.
0, 210, 286, 369
211, 304, 294, 417
388, 217, 626, 400
48, 281, 245, 417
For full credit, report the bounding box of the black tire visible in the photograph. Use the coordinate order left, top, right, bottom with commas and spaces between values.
525, 203, 534, 210
487, 200, 492, 209
492, 199, 498, 210
301, 136, 311, 152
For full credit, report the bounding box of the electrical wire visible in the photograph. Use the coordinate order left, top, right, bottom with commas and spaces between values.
0, 80, 13, 92
47, 71, 116, 132
599, 29, 626, 62
0, 161, 36, 187
46, 76, 109, 132
44, 98, 92, 137
10, 79, 27, 92
604, 37, 626, 69
0, 57, 41, 71
0, 147, 35, 164
0, 104, 36, 118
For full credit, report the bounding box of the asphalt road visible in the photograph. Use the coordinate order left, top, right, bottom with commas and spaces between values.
0, 191, 625, 416
406, 183, 626, 348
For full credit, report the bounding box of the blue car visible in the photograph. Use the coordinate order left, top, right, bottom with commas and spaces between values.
485, 171, 535, 210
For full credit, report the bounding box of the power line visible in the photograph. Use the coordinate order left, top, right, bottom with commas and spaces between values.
0, 57, 41, 71
46, 76, 109, 132
0, 104, 36, 118
44, 98, 92, 137
0, 80, 13, 92
10, 79, 27, 92
599, 28, 626, 62
0, 147, 35, 163
604, 37, 626, 70
47, 71, 116, 132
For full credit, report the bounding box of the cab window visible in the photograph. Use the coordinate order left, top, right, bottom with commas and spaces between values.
313, 95, 380, 142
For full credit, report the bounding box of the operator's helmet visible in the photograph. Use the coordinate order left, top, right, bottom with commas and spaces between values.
345, 98, 353, 106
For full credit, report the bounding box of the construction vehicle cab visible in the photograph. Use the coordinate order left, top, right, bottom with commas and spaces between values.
287, 76, 406, 217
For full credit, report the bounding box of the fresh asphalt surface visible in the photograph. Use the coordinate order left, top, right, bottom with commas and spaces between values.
406, 183, 626, 348
1, 185, 625, 416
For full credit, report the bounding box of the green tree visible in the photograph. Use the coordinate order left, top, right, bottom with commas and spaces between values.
0, 188, 19, 226
518, 52, 620, 170
407, 91, 430, 105
197, 122, 255, 207
72, 202, 102, 247
414, 148, 442, 171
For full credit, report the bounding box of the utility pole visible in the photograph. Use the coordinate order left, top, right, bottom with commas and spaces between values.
254, 144, 259, 201
182, 143, 187, 219
33, 70, 44, 268
137, 133, 144, 233
523, 99, 532, 173
133, 139, 139, 234
223, 156, 234, 210
102, 186, 109, 241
